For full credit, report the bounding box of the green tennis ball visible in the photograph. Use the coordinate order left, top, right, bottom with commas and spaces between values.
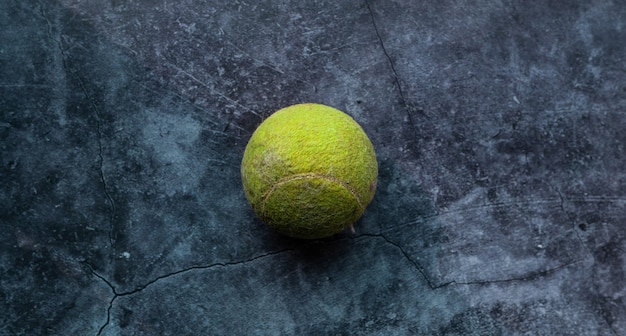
241, 103, 378, 239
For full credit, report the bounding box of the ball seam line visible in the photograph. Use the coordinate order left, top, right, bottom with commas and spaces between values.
259, 172, 365, 214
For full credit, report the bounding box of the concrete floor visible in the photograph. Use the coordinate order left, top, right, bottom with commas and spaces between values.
1, 1, 625, 335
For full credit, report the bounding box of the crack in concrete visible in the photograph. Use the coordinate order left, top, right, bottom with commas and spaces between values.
365, 0, 420, 143
89, 230, 588, 335
37, 2, 117, 255
364, 0, 407, 108
68, 59, 117, 254
434, 259, 583, 288
356, 233, 437, 288
359, 216, 615, 330
88, 247, 297, 336
356, 232, 582, 291
84, 264, 116, 336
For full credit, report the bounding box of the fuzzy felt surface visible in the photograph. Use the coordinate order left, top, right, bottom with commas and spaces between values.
241, 103, 378, 239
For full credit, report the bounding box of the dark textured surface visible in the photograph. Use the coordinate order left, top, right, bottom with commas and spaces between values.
1, 0, 625, 335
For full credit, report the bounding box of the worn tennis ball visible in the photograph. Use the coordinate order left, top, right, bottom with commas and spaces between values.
241, 103, 378, 239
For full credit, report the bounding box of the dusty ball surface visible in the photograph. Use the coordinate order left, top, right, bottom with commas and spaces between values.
241, 103, 378, 239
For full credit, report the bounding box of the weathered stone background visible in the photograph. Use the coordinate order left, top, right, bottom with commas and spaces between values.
1, 1, 624, 335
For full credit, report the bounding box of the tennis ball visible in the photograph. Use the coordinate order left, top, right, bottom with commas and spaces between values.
241, 103, 378, 239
